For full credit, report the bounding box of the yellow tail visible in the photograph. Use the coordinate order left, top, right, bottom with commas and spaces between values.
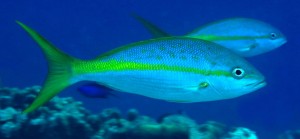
17, 21, 80, 114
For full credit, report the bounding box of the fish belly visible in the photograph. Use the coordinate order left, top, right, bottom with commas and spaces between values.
76, 70, 210, 102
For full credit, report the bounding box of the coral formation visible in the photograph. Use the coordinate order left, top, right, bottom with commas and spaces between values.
278, 130, 300, 139
0, 86, 261, 139
222, 127, 258, 139
0, 86, 99, 139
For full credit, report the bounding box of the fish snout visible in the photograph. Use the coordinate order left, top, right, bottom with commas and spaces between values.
246, 79, 266, 90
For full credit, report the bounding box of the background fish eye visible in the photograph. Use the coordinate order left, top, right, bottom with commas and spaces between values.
231, 67, 245, 79
270, 32, 277, 40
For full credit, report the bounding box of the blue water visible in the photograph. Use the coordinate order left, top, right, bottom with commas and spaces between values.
0, 0, 299, 138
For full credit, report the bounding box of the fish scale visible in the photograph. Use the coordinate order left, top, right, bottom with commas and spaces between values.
96, 38, 223, 69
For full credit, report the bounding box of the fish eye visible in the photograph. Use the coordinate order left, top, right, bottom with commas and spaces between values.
231, 67, 245, 79
270, 33, 277, 40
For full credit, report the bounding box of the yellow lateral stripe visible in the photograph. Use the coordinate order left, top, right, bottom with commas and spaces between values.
189, 35, 269, 41
73, 60, 231, 77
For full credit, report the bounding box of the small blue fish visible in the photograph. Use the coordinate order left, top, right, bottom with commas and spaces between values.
77, 83, 116, 99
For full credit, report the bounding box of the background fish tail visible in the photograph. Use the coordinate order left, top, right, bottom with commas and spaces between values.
131, 13, 171, 38
17, 21, 80, 113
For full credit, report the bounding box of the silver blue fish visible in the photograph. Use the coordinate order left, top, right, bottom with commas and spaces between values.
16, 21, 266, 114
133, 15, 287, 57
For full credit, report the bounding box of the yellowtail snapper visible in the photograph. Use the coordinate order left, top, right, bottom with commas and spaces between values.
16, 21, 266, 114
133, 15, 286, 57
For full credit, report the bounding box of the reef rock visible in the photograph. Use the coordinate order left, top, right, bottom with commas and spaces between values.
0, 86, 261, 139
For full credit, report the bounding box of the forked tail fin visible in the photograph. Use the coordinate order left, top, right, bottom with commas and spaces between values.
17, 21, 80, 114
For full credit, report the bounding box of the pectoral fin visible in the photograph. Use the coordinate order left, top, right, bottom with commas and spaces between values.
237, 43, 257, 52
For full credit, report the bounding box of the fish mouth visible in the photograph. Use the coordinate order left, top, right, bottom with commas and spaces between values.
246, 80, 266, 88
278, 37, 287, 46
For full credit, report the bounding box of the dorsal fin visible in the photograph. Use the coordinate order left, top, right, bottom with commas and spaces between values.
131, 13, 170, 38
